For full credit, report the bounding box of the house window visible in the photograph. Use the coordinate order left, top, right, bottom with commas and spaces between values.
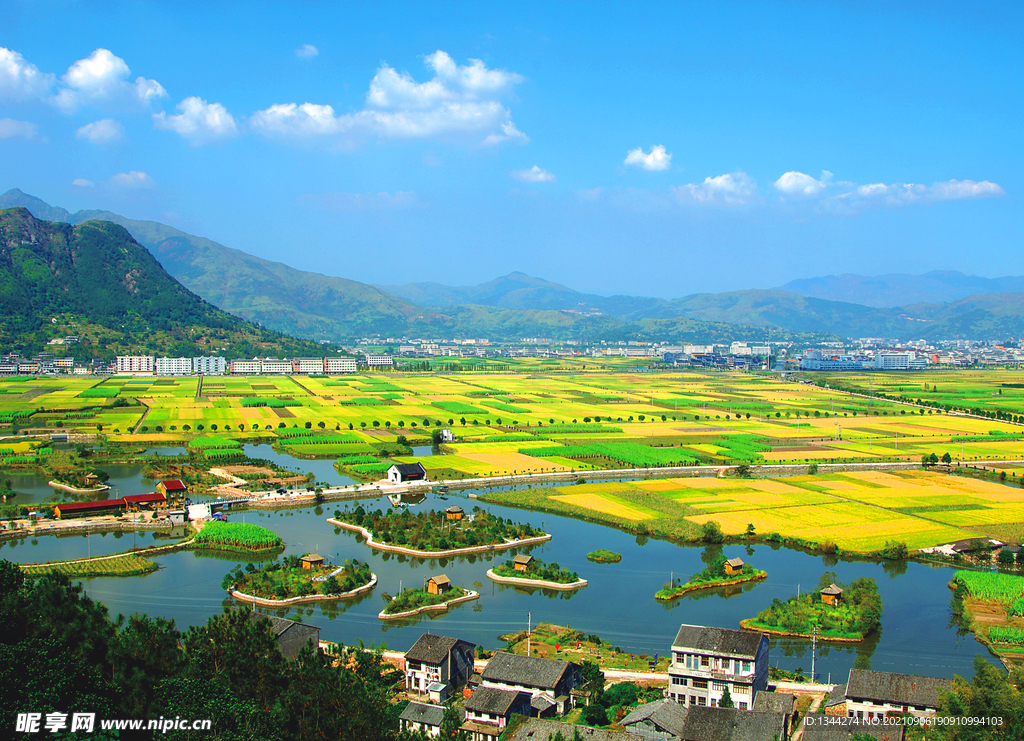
733, 685, 750, 695
671, 676, 687, 686
690, 696, 697, 706
742, 661, 752, 672
711, 698, 718, 707
712, 681, 727, 692
700, 656, 710, 668
693, 680, 708, 689
698, 697, 707, 706
739, 702, 748, 710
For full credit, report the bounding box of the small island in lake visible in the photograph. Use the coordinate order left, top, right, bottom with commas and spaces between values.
741, 573, 883, 641
656, 554, 765, 600
379, 574, 477, 619
189, 521, 284, 554
224, 553, 373, 602
332, 504, 545, 553
489, 554, 586, 589
587, 550, 621, 564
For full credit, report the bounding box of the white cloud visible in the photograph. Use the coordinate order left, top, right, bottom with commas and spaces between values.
109, 171, 154, 188
71, 178, 94, 187
773, 170, 830, 197
624, 145, 672, 172
511, 165, 555, 183
252, 50, 526, 146
52, 49, 166, 112
0, 47, 54, 100
302, 191, 419, 211
76, 118, 124, 143
672, 171, 757, 206
834, 179, 1004, 208
295, 44, 319, 59
0, 118, 39, 140
153, 96, 238, 145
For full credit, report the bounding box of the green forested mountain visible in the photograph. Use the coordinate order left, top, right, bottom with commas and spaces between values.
0, 208, 327, 358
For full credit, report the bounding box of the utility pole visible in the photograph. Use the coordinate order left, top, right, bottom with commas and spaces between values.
811, 625, 818, 682
527, 611, 532, 656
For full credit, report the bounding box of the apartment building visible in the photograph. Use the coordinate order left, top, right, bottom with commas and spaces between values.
364, 354, 394, 367
155, 357, 193, 376
115, 356, 155, 374
292, 357, 325, 375
325, 357, 358, 374
260, 358, 293, 375
228, 358, 261, 375
193, 356, 226, 375
667, 624, 769, 710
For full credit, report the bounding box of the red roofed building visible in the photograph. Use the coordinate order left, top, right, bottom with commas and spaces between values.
156, 479, 188, 497
123, 492, 166, 510
54, 499, 127, 519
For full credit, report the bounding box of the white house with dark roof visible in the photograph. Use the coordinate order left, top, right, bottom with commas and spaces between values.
462, 686, 532, 740
480, 652, 581, 714
400, 702, 461, 738
677, 706, 787, 741
404, 633, 476, 696
752, 691, 797, 738
840, 668, 952, 721
667, 624, 769, 710
388, 462, 427, 484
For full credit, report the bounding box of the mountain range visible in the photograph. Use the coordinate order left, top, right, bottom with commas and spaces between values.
3, 188, 1023, 343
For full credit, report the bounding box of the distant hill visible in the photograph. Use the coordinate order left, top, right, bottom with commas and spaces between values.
0, 208, 327, 359
780, 270, 1024, 308
379, 271, 665, 318
3, 188, 1021, 343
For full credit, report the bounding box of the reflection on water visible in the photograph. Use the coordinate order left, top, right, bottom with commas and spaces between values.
242, 445, 357, 488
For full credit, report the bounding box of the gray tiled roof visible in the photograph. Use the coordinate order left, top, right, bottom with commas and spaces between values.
846, 669, 952, 708
505, 718, 641, 741
620, 699, 688, 737
801, 715, 905, 741
465, 686, 526, 715
251, 612, 313, 637
751, 691, 796, 715
824, 684, 847, 707
482, 652, 573, 690
405, 633, 473, 665
399, 702, 446, 727
391, 462, 426, 476
680, 706, 786, 741
672, 624, 764, 658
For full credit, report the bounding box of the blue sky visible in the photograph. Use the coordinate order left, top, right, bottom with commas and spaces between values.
1, 1, 1020, 298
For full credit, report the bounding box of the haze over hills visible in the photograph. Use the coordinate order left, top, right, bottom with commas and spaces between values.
3, 188, 1024, 343
0, 207, 326, 359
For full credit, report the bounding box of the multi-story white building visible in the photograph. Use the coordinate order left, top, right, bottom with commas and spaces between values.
193, 356, 226, 375
116, 356, 155, 374
403, 633, 476, 696
292, 357, 325, 375
260, 358, 293, 375
364, 354, 393, 367
874, 352, 912, 370
155, 357, 194, 376
325, 357, 358, 374
667, 624, 769, 710
229, 358, 261, 375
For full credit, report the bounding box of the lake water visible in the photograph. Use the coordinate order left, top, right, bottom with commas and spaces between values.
1, 449, 996, 681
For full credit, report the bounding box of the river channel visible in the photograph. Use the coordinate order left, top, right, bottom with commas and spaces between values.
0, 448, 994, 682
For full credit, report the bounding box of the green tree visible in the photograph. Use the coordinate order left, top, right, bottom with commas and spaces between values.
701, 520, 724, 544
438, 703, 468, 740
719, 685, 734, 708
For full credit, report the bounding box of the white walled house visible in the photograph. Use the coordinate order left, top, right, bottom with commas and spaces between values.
404, 633, 476, 696
667, 624, 769, 710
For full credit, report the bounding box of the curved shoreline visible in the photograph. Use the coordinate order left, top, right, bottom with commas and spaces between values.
229, 573, 377, 607
18, 533, 197, 569
378, 589, 479, 620
486, 569, 588, 591
739, 618, 865, 643
327, 518, 551, 557
656, 571, 767, 601
48, 480, 111, 495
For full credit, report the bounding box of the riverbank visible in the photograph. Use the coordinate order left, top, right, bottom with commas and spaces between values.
47, 480, 111, 495
327, 518, 552, 557
656, 570, 766, 601
229, 573, 377, 607
486, 569, 588, 591
378, 589, 479, 621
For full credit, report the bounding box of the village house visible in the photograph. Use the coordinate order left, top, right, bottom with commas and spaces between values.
820, 584, 843, 606
426, 574, 452, 595
388, 462, 427, 484
399, 702, 462, 738
480, 652, 581, 715
250, 613, 320, 660
505, 718, 641, 741
123, 492, 166, 512
751, 691, 797, 738
404, 633, 476, 696
461, 686, 532, 741
619, 698, 689, 739
723, 557, 745, 576
667, 624, 769, 710
445, 505, 465, 521
155, 479, 188, 498
513, 554, 534, 572
831, 669, 952, 721
676, 706, 787, 741
54, 498, 126, 519
300, 553, 326, 570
